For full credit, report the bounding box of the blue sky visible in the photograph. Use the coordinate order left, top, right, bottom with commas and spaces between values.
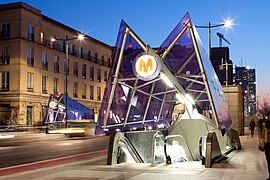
2, 0, 269, 100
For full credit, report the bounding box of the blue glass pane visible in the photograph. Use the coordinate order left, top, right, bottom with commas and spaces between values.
44, 94, 94, 124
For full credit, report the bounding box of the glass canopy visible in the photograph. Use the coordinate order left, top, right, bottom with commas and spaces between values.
95, 13, 231, 135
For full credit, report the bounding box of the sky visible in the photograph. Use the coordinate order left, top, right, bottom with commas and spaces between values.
1, 0, 269, 102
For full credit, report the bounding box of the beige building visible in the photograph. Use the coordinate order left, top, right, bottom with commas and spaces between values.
0, 2, 112, 126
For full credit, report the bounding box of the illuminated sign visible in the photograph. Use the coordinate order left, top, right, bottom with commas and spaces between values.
49, 101, 57, 109
132, 53, 161, 81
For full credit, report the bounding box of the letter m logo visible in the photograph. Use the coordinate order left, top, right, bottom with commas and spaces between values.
138, 58, 153, 73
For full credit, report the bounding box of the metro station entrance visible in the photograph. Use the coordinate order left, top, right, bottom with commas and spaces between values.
95, 13, 241, 168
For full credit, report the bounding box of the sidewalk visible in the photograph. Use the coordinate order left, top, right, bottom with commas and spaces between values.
0, 127, 268, 180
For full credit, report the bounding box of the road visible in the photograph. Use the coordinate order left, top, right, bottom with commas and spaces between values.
0, 132, 109, 169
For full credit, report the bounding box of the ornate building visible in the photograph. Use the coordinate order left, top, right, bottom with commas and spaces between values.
0, 2, 112, 125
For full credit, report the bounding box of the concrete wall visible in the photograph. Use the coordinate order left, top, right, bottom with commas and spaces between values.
223, 85, 244, 135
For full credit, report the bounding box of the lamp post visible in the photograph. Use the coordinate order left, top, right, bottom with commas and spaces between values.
195, 20, 232, 58
51, 34, 84, 128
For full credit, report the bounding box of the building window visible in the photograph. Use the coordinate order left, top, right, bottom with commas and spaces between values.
94, 53, 98, 63
27, 48, 34, 67
40, 32, 44, 44
101, 56, 105, 66
90, 85, 94, 100
60, 41, 64, 52
78, 47, 83, 58
28, 25, 34, 41
104, 71, 107, 82
42, 52, 48, 70
82, 64, 86, 79
107, 58, 111, 67
0, 46, 10, 64
82, 83, 86, 99
0, 72, 9, 91
73, 62, 78, 77
97, 86, 101, 101
86, 49, 91, 61
27, 72, 34, 91
73, 82, 78, 98
1, 23, 10, 38
97, 68, 101, 82
90, 66, 94, 81
42, 76, 48, 94
54, 56, 59, 73
53, 78, 58, 95
70, 44, 75, 55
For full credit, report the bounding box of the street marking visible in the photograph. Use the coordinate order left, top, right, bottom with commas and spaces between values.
0, 149, 107, 176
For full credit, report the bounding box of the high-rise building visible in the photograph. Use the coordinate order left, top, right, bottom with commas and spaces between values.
0, 2, 112, 125
234, 66, 256, 116
210, 47, 233, 85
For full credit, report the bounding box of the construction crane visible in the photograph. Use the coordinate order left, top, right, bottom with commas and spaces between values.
216, 32, 231, 47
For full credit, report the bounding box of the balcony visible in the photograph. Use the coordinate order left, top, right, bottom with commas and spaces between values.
28, 33, 34, 41
27, 87, 34, 92
40, 38, 111, 67
0, 31, 10, 38
82, 73, 86, 79
54, 64, 59, 73
53, 90, 58, 95
0, 56, 10, 64
27, 58, 34, 67
0, 86, 9, 91
42, 89, 47, 94
42, 62, 48, 70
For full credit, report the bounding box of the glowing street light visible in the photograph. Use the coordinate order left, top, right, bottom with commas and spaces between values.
195, 19, 233, 58
51, 34, 85, 128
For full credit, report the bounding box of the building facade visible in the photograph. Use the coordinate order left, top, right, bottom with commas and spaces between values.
0, 2, 112, 125
234, 66, 256, 116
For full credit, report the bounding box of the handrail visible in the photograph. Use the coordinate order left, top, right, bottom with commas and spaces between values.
118, 136, 144, 163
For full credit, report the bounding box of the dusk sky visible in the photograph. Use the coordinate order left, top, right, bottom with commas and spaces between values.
1, 0, 269, 102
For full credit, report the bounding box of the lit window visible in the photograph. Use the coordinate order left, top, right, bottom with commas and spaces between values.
73, 82, 78, 98
42, 76, 48, 94
0, 71, 9, 91
82, 83, 86, 99
90, 85, 94, 100
27, 72, 34, 91
97, 86, 101, 101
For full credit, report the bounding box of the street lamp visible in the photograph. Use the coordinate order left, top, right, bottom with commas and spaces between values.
195, 19, 232, 58
51, 34, 85, 128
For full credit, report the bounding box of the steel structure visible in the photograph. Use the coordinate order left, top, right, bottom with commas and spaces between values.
95, 13, 232, 135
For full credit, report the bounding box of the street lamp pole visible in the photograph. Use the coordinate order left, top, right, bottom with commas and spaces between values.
195, 20, 232, 59
51, 34, 85, 128
65, 36, 69, 128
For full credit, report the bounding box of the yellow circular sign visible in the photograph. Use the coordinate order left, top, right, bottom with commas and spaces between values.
134, 54, 158, 79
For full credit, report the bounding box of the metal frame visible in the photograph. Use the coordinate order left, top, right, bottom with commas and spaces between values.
101, 19, 223, 130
